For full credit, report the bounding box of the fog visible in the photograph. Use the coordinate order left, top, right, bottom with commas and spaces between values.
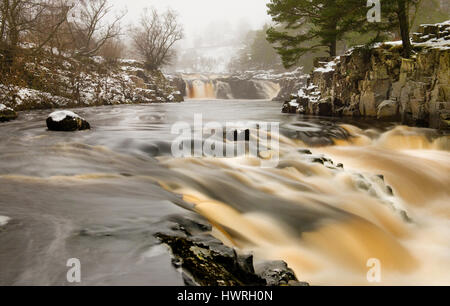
110, 0, 270, 72
111, 0, 271, 45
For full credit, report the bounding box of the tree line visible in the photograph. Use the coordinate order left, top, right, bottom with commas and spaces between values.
227, 0, 447, 73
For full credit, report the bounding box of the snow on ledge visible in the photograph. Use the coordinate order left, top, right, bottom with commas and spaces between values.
49, 111, 82, 122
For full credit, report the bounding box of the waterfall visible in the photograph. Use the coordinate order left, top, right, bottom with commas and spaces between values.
182, 74, 281, 100
186, 79, 217, 99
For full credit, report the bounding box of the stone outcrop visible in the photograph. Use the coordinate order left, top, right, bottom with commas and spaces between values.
155, 214, 307, 286
283, 21, 450, 130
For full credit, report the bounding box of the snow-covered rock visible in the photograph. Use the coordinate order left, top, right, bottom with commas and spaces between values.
46, 111, 90, 131
0, 104, 18, 122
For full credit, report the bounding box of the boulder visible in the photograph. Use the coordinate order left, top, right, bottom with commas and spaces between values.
282, 100, 300, 114
255, 261, 308, 286
377, 100, 400, 120
46, 110, 90, 131
155, 214, 307, 286
0, 104, 18, 122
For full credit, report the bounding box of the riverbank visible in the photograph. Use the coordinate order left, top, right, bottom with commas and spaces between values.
0, 50, 183, 115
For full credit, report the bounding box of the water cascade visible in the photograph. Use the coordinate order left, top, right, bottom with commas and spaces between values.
182, 74, 281, 100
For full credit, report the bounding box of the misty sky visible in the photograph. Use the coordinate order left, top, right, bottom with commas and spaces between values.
110, 0, 272, 44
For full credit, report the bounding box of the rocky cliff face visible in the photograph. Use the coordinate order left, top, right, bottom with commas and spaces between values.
0, 53, 183, 113
283, 21, 450, 130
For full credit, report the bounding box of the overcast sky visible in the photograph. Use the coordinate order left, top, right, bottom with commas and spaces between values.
110, 0, 272, 43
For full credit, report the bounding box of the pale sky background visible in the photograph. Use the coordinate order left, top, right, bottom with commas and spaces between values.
110, 0, 272, 46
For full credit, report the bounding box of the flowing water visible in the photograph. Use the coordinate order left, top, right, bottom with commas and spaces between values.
0, 99, 449, 285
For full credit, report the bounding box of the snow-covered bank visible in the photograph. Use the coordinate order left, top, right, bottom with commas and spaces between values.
0, 52, 183, 114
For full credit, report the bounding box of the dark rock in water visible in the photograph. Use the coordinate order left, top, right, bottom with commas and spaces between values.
224, 129, 251, 142
233, 129, 251, 141
282, 101, 300, 114
255, 261, 309, 286
0, 104, 18, 122
155, 232, 265, 286
156, 214, 307, 286
46, 111, 90, 131
298, 149, 312, 155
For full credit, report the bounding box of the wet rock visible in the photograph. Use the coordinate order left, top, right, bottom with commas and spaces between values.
233, 129, 251, 142
282, 100, 300, 114
156, 214, 307, 286
155, 232, 266, 286
298, 149, 312, 155
46, 111, 90, 131
0, 104, 18, 122
284, 21, 450, 129
255, 261, 308, 286
224, 129, 251, 142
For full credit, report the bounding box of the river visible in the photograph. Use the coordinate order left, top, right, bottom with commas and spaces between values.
0, 99, 449, 285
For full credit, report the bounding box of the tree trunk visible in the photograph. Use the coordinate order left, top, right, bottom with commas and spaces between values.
398, 0, 412, 58
329, 38, 337, 57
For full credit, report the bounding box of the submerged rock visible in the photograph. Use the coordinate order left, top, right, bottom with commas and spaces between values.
0, 104, 18, 122
155, 214, 306, 286
46, 111, 90, 131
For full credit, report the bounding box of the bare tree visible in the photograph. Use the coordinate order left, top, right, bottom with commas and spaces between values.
0, 0, 71, 61
132, 8, 183, 70
69, 0, 126, 58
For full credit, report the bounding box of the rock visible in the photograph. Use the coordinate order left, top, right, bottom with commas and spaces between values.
377, 100, 400, 120
224, 129, 251, 142
284, 21, 450, 129
439, 110, 450, 130
234, 129, 251, 141
155, 232, 266, 286
155, 214, 307, 286
255, 261, 308, 286
0, 104, 18, 122
46, 110, 90, 131
282, 100, 300, 114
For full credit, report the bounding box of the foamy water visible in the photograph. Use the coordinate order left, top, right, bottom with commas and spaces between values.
0, 100, 448, 285
157, 125, 450, 285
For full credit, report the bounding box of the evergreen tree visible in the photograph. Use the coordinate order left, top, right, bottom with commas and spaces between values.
230, 25, 284, 72
381, 0, 449, 58
266, 0, 370, 68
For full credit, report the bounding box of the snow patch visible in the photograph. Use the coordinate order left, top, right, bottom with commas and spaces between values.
314, 59, 338, 73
